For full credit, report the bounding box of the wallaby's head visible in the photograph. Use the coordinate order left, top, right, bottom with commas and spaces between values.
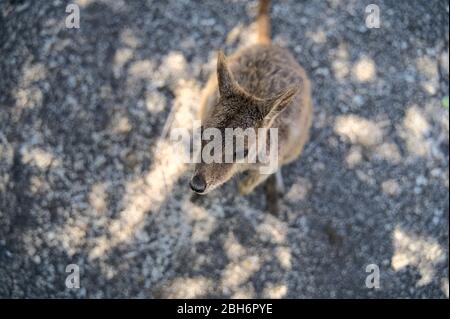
190, 51, 297, 194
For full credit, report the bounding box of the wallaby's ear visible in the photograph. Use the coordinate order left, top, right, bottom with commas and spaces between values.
217, 50, 237, 97
260, 86, 298, 125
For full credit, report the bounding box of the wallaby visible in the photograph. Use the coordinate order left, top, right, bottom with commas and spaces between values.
190, 0, 312, 198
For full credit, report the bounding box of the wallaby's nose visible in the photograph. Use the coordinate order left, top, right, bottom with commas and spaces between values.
190, 175, 206, 193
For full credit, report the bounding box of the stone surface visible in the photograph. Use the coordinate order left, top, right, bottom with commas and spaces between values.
0, 0, 448, 298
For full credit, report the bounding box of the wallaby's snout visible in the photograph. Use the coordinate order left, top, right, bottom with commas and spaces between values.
190, 174, 207, 194
191, 161, 237, 195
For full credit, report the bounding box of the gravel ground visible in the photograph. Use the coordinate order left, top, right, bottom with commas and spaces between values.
0, 0, 448, 298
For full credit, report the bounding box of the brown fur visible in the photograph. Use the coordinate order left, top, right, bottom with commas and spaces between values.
191, 0, 312, 195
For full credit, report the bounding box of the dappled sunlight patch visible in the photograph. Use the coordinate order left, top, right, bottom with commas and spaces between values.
101, 264, 118, 280
128, 59, 155, 81
88, 182, 108, 215
224, 232, 247, 261
403, 106, 430, 138
29, 175, 49, 194
14, 86, 43, 112
88, 74, 200, 260
334, 114, 385, 147
91, 139, 186, 254
49, 218, 88, 258
262, 282, 287, 299
59, 224, 88, 257
338, 121, 401, 166
331, 43, 350, 80
136, 51, 191, 92
21, 147, 59, 170
231, 284, 256, 299
88, 237, 110, 260
113, 47, 134, 77
381, 179, 401, 197
399, 105, 431, 157
306, 28, 327, 44
285, 177, 312, 202
145, 90, 167, 113
372, 142, 402, 164
111, 114, 132, 134
119, 27, 140, 49
256, 215, 287, 244
275, 246, 291, 270
171, 79, 201, 127
162, 276, 213, 298
221, 256, 260, 293
352, 56, 376, 82
345, 145, 363, 168
160, 51, 189, 84
75, 0, 95, 8
22, 63, 47, 85
391, 226, 446, 287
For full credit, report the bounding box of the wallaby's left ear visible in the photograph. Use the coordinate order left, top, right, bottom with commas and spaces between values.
217, 50, 238, 97
260, 86, 298, 125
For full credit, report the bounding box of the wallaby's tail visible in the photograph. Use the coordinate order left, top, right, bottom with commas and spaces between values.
257, 0, 271, 44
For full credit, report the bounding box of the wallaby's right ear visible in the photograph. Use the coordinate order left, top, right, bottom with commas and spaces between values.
217, 51, 237, 97
259, 86, 298, 126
